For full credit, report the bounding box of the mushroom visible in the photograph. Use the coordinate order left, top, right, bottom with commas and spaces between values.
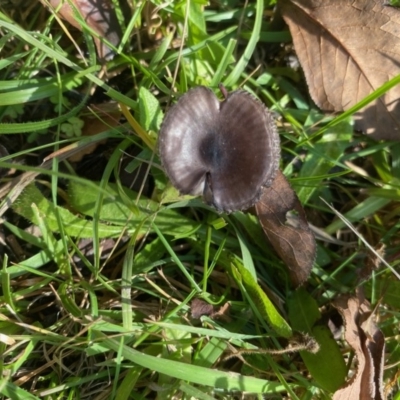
158, 86, 280, 213
158, 86, 315, 286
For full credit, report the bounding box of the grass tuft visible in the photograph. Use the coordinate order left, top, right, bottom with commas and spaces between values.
0, 0, 399, 398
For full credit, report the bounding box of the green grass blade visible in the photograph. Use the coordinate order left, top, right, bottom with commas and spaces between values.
224, 0, 263, 87
93, 331, 289, 394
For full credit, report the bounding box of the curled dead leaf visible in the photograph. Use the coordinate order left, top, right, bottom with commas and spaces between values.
255, 171, 316, 287
190, 298, 231, 321
280, 0, 400, 140
190, 298, 214, 319
67, 102, 121, 162
42, 0, 122, 61
333, 293, 385, 400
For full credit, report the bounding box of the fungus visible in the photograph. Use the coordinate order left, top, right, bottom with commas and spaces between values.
158, 86, 280, 213
158, 86, 315, 286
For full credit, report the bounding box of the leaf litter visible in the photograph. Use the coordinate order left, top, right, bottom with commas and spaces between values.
281, 0, 400, 140
333, 291, 385, 400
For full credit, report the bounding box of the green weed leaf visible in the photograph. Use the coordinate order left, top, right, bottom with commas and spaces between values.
138, 86, 164, 132
230, 258, 292, 338
288, 289, 346, 392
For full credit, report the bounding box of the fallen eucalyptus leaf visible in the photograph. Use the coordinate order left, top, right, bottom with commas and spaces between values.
280, 0, 400, 140
255, 171, 316, 287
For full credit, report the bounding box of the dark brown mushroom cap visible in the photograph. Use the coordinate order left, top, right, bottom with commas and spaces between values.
158, 86, 280, 213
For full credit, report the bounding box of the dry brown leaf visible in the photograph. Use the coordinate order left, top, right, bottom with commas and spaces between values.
190, 298, 215, 319
67, 102, 121, 162
280, 0, 400, 140
43, 0, 122, 61
333, 294, 385, 400
359, 299, 386, 400
190, 299, 231, 321
0, 134, 110, 221
255, 170, 316, 287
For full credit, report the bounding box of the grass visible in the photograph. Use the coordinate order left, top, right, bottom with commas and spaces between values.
0, 0, 400, 399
